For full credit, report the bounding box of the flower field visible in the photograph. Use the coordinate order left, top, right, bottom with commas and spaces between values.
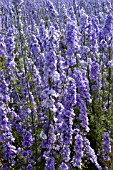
0, 0, 113, 169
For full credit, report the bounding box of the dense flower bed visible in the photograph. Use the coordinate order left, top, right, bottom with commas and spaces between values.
0, 0, 113, 169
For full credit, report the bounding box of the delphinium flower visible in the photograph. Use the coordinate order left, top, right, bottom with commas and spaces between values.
86, 16, 99, 58
36, 19, 50, 54
87, 34, 101, 109
66, 5, 90, 168
59, 4, 68, 34
34, 22, 50, 160
41, 23, 60, 86
43, 155, 55, 170
98, 8, 107, 27
103, 14, 112, 37
43, 125, 58, 169
11, 0, 24, 35
40, 18, 78, 169
37, 22, 61, 169
102, 132, 111, 162
102, 0, 111, 14
0, 72, 17, 169
98, 10, 112, 129
90, 61, 101, 88
76, 94, 90, 133
4, 26, 21, 107
53, 10, 78, 167
60, 162, 69, 170
26, 163, 33, 170
2, 10, 9, 30
66, 17, 78, 54
22, 1, 33, 28
29, 34, 41, 60
83, 137, 102, 170
58, 77, 76, 168
0, 103, 17, 169
0, 35, 6, 57
88, 37, 111, 170
46, 0, 58, 22
12, 0, 24, 12
60, 3, 68, 21
25, 79, 41, 166
91, 1, 101, 16
106, 0, 112, 10
0, 2, 9, 31
68, 6, 76, 21
10, 0, 28, 79
21, 129, 33, 148
20, 131, 34, 169
91, 15, 99, 35
26, 2, 38, 31
100, 14, 112, 98
75, 70, 91, 102
28, 61, 42, 107
5, 27, 16, 69
0, 35, 23, 169
72, 1, 81, 23
78, 10, 90, 69
71, 134, 83, 169
9, 76, 35, 168
18, 63, 40, 167
82, 6, 110, 168
63, 10, 79, 104
73, 68, 91, 133
79, 8, 88, 34
9, 2, 38, 169
71, 55, 91, 168
0, 0, 113, 169
11, 0, 25, 46
30, 19, 37, 33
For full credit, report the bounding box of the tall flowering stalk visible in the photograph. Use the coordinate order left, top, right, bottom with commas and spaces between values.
0, 35, 17, 170
0, 0, 113, 169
